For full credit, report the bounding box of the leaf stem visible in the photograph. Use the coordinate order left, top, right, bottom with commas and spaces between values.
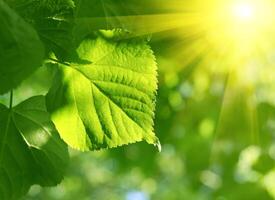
9, 90, 13, 110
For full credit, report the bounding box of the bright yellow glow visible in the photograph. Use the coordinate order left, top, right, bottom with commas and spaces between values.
196, 0, 275, 66
232, 3, 254, 21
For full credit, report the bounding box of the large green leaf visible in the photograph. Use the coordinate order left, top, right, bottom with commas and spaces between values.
0, 96, 69, 200
47, 31, 160, 151
0, 1, 44, 94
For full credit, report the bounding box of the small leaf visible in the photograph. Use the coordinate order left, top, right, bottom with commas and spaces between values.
47, 30, 159, 151
0, 1, 45, 94
0, 96, 69, 200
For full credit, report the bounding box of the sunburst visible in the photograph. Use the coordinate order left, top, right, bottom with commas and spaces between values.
78, 0, 275, 144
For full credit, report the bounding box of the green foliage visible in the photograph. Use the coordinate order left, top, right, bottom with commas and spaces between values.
0, 0, 159, 199
5, 0, 75, 59
2, 1, 274, 200
0, 96, 68, 200
46, 32, 159, 151
0, 0, 44, 94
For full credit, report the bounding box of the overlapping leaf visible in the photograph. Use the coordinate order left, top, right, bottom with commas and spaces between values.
0, 96, 69, 200
0, 1, 44, 94
47, 31, 160, 151
5, 0, 75, 59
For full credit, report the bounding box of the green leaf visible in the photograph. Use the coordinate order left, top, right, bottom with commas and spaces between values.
0, 96, 69, 200
5, 0, 75, 60
0, 1, 44, 94
46, 31, 160, 151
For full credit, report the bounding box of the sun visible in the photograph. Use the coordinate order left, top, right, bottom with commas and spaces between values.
232, 3, 255, 21
197, 0, 275, 58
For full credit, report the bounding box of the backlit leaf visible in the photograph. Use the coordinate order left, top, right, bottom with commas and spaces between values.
0, 96, 69, 200
47, 30, 160, 151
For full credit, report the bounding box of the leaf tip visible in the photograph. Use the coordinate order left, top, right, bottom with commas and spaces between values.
154, 139, 162, 153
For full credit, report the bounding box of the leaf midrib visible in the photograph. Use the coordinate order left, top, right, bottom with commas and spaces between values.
13, 109, 63, 149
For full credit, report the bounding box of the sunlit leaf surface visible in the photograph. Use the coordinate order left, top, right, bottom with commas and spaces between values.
47, 30, 159, 151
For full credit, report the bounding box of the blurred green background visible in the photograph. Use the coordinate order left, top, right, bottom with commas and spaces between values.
1, 0, 274, 199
